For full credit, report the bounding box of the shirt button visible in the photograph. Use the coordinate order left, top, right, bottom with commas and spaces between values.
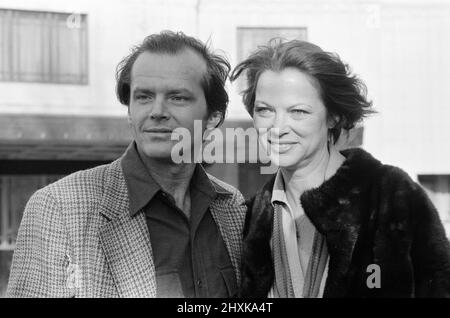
196, 279, 202, 288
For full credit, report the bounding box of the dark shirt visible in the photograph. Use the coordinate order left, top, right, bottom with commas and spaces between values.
121, 142, 237, 297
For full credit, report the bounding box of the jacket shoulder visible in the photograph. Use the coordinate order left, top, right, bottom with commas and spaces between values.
43, 161, 114, 198
30, 161, 122, 215
340, 148, 419, 195
372, 163, 440, 235
377, 164, 421, 196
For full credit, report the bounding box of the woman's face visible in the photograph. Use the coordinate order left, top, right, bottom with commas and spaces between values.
253, 67, 330, 170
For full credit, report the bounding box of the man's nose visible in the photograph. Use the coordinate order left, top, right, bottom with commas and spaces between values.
149, 97, 170, 120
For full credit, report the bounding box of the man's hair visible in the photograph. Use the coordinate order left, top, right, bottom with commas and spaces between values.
230, 38, 375, 142
116, 31, 231, 125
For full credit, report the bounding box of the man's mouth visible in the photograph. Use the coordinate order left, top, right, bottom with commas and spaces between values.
144, 127, 173, 133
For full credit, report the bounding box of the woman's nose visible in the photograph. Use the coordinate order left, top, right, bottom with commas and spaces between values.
270, 113, 290, 137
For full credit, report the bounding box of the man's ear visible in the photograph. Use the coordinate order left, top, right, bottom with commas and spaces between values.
127, 108, 132, 124
206, 111, 223, 130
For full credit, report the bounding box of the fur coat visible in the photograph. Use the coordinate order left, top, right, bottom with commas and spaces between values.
241, 148, 450, 297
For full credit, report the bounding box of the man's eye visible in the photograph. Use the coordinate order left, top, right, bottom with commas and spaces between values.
135, 94, 151, 102
170, 96, 188, 102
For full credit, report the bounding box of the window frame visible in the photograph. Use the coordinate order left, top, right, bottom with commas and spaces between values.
0, 8, 89, 85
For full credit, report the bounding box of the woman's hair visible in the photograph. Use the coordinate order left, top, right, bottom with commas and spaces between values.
230, 38, 375, 142
116, 30, 230, 125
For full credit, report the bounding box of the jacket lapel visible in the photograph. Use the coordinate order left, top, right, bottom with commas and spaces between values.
210, 195, 245, 284
240, 181, 277, 297
99, 159, 156, 297
300, 148, 382, 297
305, 204, 361, 297
300, 182, 363, 297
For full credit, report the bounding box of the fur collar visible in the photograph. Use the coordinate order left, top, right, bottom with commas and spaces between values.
241, 148, 383, 297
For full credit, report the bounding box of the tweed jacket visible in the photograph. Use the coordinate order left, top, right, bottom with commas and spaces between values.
6, 158, 246, 298
241, 148, 450, 298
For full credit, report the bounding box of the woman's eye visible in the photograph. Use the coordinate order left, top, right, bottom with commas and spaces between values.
254, 106, 273, 116
290, 109, 308, 117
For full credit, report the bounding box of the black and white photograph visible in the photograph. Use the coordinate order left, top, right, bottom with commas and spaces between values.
0, 0, 449, 301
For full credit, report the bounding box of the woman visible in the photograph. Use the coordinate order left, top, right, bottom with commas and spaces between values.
231, 39, 450, 297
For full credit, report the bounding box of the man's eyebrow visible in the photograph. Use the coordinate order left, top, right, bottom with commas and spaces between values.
166, 88, 194, 95
132, 88, 153, 95
132, 87, 194, 95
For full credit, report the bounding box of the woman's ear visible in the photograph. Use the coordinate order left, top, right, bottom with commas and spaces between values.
327, 114, 339, 129
206, 111, 223, 130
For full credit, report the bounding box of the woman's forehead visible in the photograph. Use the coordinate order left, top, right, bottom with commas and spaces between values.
255, 68, 322, 103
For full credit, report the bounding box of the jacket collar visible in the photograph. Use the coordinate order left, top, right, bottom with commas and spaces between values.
98, 158, 156, 297
242, 148, 383, 297
301, 148, 382, 233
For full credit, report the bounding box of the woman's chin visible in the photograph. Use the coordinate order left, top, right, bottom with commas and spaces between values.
270, 154, 303, 169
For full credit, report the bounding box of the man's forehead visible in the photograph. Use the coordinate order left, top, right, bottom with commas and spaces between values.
131, 49, 207, 79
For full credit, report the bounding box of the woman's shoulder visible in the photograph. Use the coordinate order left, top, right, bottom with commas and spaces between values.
378, 163, 418, 188
341, 147, 418, 189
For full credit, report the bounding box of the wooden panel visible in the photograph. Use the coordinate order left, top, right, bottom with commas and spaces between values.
0, 114, 131, 160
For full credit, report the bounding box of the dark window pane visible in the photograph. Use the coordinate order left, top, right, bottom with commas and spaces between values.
0, 250, 13, 297
418, 175, 450, 237
0, 9, 88, 84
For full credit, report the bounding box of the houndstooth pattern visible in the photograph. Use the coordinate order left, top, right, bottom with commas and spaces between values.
6, 158, 246, 298
208, 173, 247, 285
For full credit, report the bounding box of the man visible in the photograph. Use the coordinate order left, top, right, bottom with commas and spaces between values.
6, 31, 246, 297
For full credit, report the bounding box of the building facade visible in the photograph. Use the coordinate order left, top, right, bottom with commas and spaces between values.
0, 0, 449, 296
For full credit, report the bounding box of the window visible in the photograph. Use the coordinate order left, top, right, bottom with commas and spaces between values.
0, 9, 88, 84
418, 175, 450, 238
236, 27, 307, 90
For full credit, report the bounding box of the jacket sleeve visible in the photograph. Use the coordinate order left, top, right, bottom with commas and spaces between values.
6, 188, 72, 298
410, 182, 450, 297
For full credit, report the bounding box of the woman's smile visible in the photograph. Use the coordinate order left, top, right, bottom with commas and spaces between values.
268, 139, 298, 153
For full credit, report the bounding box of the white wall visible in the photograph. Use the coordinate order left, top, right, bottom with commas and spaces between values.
199, 0, 450, 177
199, 0, 383, 121
0, 0, 199, 117
364, 3, 450, 177
1, 0, 449, 177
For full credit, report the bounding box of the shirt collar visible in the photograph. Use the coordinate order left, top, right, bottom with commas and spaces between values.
271, 169, 288, 206
191, 164, 218, 200
121, 142, 232, 217
121, 142, 161, 217
270, 145, 346, 207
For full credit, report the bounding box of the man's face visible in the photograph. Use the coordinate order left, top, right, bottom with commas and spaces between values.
128, 49, 209, 161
